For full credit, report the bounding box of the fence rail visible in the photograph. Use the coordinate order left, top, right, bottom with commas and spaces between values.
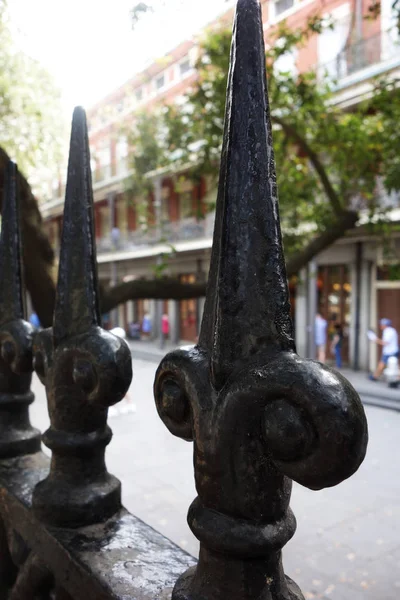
0, 1, 368, 598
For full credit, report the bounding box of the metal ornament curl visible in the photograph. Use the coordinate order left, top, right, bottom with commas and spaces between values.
154, 1, 368, 598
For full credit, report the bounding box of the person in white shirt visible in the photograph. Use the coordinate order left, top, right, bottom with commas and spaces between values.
369, 318, 399, 381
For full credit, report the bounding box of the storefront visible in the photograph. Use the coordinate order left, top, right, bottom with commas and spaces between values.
317, 265, 352, 364
179, 274, 198, 342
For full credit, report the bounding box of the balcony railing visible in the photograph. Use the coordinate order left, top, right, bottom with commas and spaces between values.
94, 164, 112, 183
96, 213, 216, 255
317, 28, 400, 83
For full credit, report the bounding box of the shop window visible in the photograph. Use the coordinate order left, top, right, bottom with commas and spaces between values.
317, 265, 351, 362
180, 274, 198, 342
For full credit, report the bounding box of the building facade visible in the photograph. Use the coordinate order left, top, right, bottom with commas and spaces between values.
40, 0, 400, 369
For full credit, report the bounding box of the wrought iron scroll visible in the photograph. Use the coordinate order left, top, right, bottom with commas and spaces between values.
32, 107, 133, 528
154, 1, 369, 599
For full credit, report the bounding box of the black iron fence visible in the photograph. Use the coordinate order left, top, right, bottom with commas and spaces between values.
0, 1, 368, 598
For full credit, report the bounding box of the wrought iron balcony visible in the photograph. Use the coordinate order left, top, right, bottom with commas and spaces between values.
95, 213, 215, 255
318, 28, 400, 84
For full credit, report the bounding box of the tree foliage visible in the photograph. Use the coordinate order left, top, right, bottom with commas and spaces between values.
0, 1, 65, 201
128, 14, 400, 272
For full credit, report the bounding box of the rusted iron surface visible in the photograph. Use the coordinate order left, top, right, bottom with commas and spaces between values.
154, 1, 368, 599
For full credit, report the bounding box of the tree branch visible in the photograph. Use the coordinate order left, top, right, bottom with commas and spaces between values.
285, 210, 358, 277
0, 147, 56, 327
100, 279, 207, 314
272, 115, 344, 217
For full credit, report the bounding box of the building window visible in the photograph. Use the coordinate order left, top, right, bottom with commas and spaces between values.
273, 0, 294, 17
155, 74, 165, 90
96, 140, 112, 182
317, 5, 351, 80
161, 186, 170, 221
179, 191, 193, 219
179, 58, 191, 76
135, 87, 143, 102
116, 136, 129, 175
116, 198, 128, 235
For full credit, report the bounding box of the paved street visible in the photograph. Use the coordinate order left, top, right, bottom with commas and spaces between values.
30, 359, 400, 600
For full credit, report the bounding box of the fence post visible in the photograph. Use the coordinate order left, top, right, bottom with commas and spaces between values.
154, 1, 368, 598
0, 161, 41, 459
32, 107, 133, 528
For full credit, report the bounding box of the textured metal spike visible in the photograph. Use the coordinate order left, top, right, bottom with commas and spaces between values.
53, 106, 101, 346
154, 2, 367, 599
199, 0, 294, 389
0, 161, 25, 324
32, 108, 132, 528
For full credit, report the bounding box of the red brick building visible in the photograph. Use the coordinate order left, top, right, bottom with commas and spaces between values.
40, 0, 400, 367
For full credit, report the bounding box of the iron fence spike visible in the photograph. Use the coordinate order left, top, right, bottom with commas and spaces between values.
155, 2, 368, 598
0, 161, 25, 324
31, 108, 132, 528
53, 106, 101, 346
0, 161, 40, 458
199, 0, 294, 390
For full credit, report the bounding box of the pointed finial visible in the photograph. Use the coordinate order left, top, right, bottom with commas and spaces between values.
154, 2, 367, 599
199, 0, 293, 390
32, 107, 132, 527
0, 161, 25, 324
53, 106, 101, 345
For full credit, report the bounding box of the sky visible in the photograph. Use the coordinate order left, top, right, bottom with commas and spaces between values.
9, 0, 234, 116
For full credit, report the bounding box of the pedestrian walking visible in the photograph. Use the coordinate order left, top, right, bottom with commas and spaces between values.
161, 313, 170, 349
369, 318, 399, 381
315, 312, 328, 363
142, 313, 152, 338
331, 323, 343, 369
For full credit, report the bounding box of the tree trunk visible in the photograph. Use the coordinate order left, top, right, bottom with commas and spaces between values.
285, 210, 359, 278
99, 280, 208, 314
0, 149, 56, 327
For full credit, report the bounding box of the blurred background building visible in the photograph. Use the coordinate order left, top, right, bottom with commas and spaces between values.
40, 0, 400, 370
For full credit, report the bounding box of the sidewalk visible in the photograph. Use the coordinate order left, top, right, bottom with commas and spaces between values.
128, 339, 189, 363
128, 339, 400, 410
341, 368, 400, 411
